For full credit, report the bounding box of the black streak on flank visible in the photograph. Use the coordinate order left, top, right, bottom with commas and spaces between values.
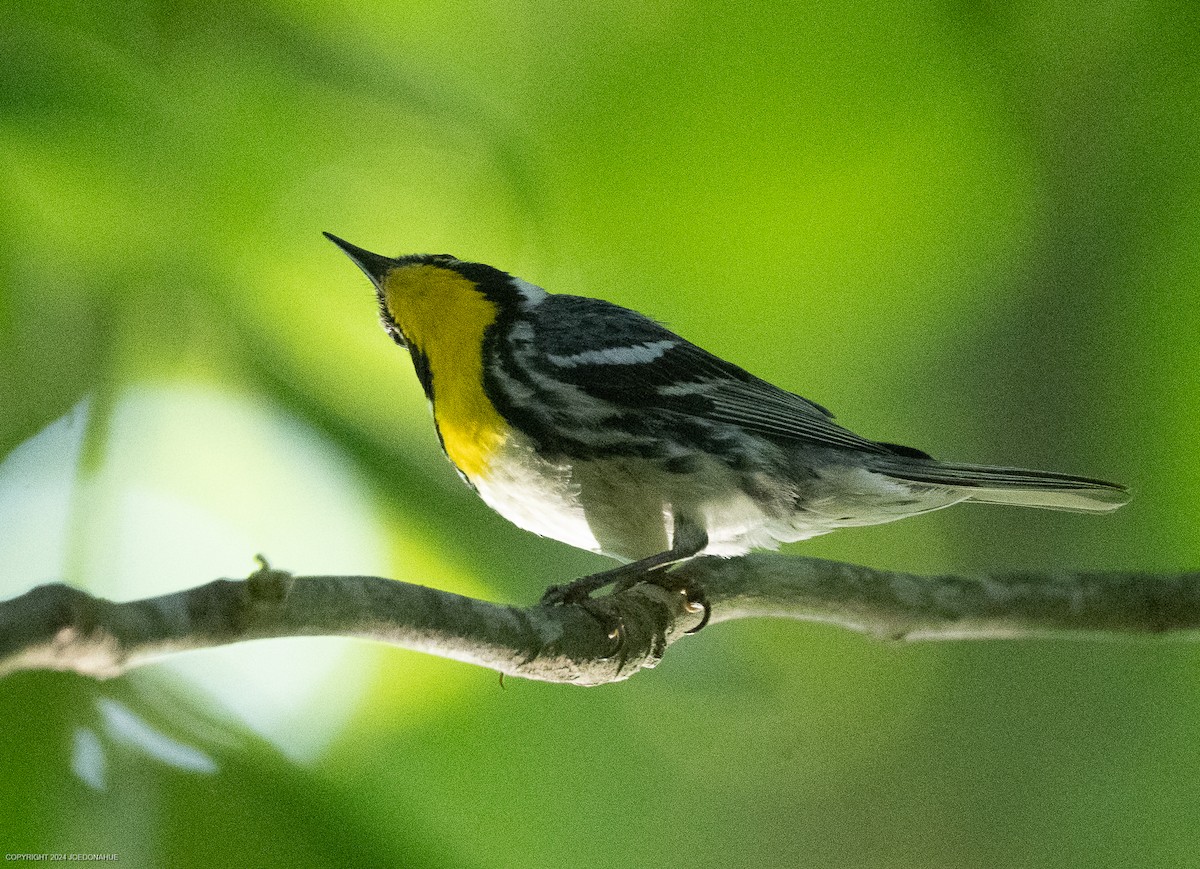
408, 345, 435, 402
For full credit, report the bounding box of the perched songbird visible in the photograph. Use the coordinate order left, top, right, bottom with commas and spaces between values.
325, 233, 1128, 610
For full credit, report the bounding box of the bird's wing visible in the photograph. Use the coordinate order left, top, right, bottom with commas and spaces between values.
528, 295, 889, 454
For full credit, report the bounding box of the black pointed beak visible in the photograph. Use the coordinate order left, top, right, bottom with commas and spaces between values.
323, 232, 395, 286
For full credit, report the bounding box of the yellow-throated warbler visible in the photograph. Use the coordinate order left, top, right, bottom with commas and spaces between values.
325, 233, 1128, 611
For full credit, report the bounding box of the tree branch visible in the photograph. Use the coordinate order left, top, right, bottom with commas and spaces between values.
2, 555, 1197, 685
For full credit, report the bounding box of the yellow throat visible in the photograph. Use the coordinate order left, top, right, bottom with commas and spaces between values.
381, 264, 508, 479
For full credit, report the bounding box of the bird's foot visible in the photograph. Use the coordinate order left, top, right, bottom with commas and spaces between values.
643, 572, 711, 634
540, 562, 710, 639
540, 568, 631, 652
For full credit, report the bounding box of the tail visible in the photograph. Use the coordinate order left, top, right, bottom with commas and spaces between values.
869, 456, 1129, 514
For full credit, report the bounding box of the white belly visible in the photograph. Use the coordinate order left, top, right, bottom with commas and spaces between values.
468, 434, 967, 563
467, 433, 789, 561
470, 435, 602, 553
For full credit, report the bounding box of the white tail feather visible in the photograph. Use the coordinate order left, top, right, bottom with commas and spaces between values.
961, 486, 1128, 513
869, 457, 1130, 515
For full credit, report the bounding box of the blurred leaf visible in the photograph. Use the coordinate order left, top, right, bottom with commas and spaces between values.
0, 671, 457, 867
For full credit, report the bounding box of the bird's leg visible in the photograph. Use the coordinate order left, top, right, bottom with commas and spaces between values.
630, 519, 712, 633
540, 518, 708, 607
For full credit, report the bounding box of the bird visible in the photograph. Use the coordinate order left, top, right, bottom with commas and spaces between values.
324, 232, 1128, 619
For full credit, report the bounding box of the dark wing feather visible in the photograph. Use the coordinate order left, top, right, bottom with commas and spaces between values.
532, 295, 889, 454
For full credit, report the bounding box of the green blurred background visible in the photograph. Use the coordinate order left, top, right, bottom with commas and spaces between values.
2, 0, 1198, 865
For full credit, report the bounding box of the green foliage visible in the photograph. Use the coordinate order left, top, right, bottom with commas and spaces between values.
1, 0, 1197, 865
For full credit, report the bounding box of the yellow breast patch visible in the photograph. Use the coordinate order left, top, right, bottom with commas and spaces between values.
382, 264, 509, 480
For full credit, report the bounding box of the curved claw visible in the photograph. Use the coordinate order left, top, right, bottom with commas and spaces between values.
576, 600, 625, 658
657, 579, 711, 634
682, 590, 711, 634
538, 584, 625, 657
